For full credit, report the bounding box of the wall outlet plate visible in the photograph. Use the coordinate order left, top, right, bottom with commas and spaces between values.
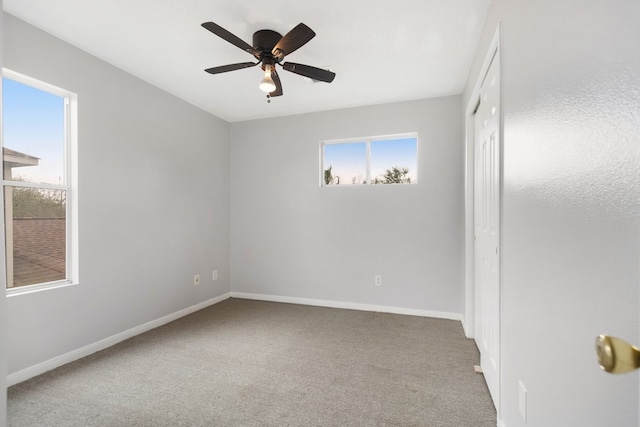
194, 274, 200, 286
374, 275, 382, 287
213, 270, 218, 281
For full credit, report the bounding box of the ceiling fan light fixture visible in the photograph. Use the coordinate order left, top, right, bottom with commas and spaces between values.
259, 65, 276, 93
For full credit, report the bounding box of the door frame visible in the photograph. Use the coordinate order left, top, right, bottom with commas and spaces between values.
463, 23, 503, 420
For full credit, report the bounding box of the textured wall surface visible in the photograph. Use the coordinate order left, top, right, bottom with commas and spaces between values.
463, 1, 640, 426
230, 97, 464, 315
4, 13, 231, 376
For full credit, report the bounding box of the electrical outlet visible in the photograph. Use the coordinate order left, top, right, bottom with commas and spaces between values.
374, 275, 382, 287
518, 380, 527, 422
194, 274, 200, 286
213, 270, 218, 281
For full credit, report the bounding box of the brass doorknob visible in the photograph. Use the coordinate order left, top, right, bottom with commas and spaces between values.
595, 335, 640, 374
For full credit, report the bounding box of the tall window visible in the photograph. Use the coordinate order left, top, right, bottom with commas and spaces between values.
2, 70, 77, 291
321, 134, 418, 186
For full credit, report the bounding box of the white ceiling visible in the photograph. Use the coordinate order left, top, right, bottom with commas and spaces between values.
3, 0, 490, 122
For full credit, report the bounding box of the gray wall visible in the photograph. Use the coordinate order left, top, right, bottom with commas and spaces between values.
230, 97, 464, 314
0, 2, 7, 425
3, 11, 466, 385
463, 1, 640, 426
4, 14, 231, 375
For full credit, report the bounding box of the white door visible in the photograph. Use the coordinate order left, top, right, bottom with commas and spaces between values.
474, 50, 500, 408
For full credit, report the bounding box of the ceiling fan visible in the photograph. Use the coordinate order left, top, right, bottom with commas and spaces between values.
201, 22, 336, 98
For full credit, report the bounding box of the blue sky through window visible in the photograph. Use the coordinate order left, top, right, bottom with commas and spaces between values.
324, 142, 367, 185
323, 136, 417, 185
2, 77, 65, 185
371, 137, 417, 182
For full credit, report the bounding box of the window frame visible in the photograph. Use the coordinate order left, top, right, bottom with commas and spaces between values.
2, 68, 79, 295
320, 132, 419, 187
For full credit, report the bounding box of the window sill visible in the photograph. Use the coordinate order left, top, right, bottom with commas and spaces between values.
6, 280, 79, 297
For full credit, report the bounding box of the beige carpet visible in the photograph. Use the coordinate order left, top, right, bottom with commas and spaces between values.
8, 298, 496, 426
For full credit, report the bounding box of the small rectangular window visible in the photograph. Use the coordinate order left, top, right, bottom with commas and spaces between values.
321, 134, 418, 186
2, 70, 77, 291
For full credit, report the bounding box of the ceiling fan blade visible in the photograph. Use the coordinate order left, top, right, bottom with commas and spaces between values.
205, 62, 258, 74
270, 70, 283, 97
272, 23, 316, 61
202, 22, 258, 56
282, 62, 336, 83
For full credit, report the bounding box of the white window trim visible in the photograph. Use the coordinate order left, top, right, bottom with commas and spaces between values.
320, 132, 419, 187
2, 68, 79, 295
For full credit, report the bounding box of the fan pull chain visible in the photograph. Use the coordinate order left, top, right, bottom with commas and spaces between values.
266, 94, 271, 103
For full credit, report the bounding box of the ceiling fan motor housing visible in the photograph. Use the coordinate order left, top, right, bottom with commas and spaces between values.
253, 30, 282, 53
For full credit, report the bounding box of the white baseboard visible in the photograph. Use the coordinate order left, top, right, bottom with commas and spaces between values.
230, 292, 461, 321
7, 292, 231, 386
8, 291, 461, 386
461, 315, 475, 339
